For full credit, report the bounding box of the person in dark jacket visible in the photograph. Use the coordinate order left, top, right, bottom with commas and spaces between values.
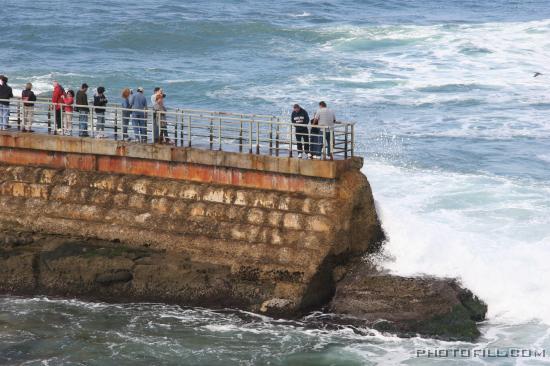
290, 104, 310, 158
75, 83, 89, 137
93, 86, 108, 138
0, 75, 14, 130
21, 83, 37, 132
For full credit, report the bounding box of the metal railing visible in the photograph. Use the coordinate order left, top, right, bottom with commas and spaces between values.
0, 98, 355, 160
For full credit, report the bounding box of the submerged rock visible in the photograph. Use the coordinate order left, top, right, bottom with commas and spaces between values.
329, 260, 487, 341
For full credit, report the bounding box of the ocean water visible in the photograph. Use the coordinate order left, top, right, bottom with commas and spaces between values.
1, 0, 550, 364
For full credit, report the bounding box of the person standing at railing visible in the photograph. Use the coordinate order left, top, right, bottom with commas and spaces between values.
21, 83, 37, 132
153, 91, 168, 144
0, 75, 14, 130
61, 90, 75, 136
52, 81, 65, 134
312, 101, 336, 158
291, 104, 311, 159
121, 88, 132, 141
309, 116, 321, 158
151, 87, 160, 106
75, 83, 90, 137
130, 87, 147, 142
93, 87, 108, 138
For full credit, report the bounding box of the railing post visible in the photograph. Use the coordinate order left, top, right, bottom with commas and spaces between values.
187, 115, 192, 147
322, 127, 326, 160
330, 128, 334, 160
157, 111, 161, 143
289, 122, 293, 158
180, 111, 184, 147
209, 117, 213, 150
351, 124, 355, 157
308, 123, 312, 158
344, 124, 348, 159
114, 108, 118, 140
218, 117, 222, 151
59, 104, 63, 135
256, 121, 260, 154
47, 105, 51, 134
275, 118, 280, 157
175, 109, 180, 146
239, 115, 243, 153
16, 101, 21, 130
90, 106, 95, 138
248, 121, 253, 154
269, 118, 273, 156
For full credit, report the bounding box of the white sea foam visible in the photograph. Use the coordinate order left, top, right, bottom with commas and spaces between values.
320, 20, 550, 97
289, 11, 311, 18
363, 161, 550, 324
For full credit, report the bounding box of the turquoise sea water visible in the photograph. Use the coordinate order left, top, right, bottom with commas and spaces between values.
1, 1, 550, 364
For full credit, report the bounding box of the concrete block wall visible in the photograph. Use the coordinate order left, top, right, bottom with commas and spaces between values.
0, 132, 383, 313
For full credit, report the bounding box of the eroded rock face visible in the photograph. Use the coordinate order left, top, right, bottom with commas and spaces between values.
0, 232, 274, 310
0, 230, 487, 340
329, 260, 487, 341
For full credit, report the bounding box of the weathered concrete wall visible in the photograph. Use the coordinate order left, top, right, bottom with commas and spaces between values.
0, 132, 383, 315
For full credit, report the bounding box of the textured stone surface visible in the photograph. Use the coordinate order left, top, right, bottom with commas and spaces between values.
329, 260, 488, 341
0, 233, 271, 310
0, 161, 384, 314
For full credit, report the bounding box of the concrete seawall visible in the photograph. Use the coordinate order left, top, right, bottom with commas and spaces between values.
0, 131, 384, 314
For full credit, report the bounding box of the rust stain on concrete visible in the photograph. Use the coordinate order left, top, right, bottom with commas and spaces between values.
0, 131, 361, 179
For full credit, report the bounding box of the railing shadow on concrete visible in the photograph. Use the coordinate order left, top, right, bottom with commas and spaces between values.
0, 98, 355, 160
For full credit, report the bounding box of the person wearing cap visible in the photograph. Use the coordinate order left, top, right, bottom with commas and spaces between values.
93, 86, 108, 138
0, 75, 13, 130
290, 104, 310, 158
130, 87, 147, 142
75, 83, 90, 137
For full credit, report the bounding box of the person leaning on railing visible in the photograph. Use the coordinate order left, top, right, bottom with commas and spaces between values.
311, 101, 336, 158
0, 75, 14, 130
291, 104, 311, 159
153, 89, 169, 144
21, 83, 37, 132
75, 83, 90, 137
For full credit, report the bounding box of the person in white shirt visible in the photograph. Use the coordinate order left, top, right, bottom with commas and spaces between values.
151, 87, 160, 105
312, 101, 336, 157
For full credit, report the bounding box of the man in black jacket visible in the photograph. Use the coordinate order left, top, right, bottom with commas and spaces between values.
0, 75, 14, 130
75, 83, 89, 137
21, 82, 37, 132
291, 104, 310, 158
93, 86, 108, 138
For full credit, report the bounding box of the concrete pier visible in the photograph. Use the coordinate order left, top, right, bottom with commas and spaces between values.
0, 131, 383, 315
